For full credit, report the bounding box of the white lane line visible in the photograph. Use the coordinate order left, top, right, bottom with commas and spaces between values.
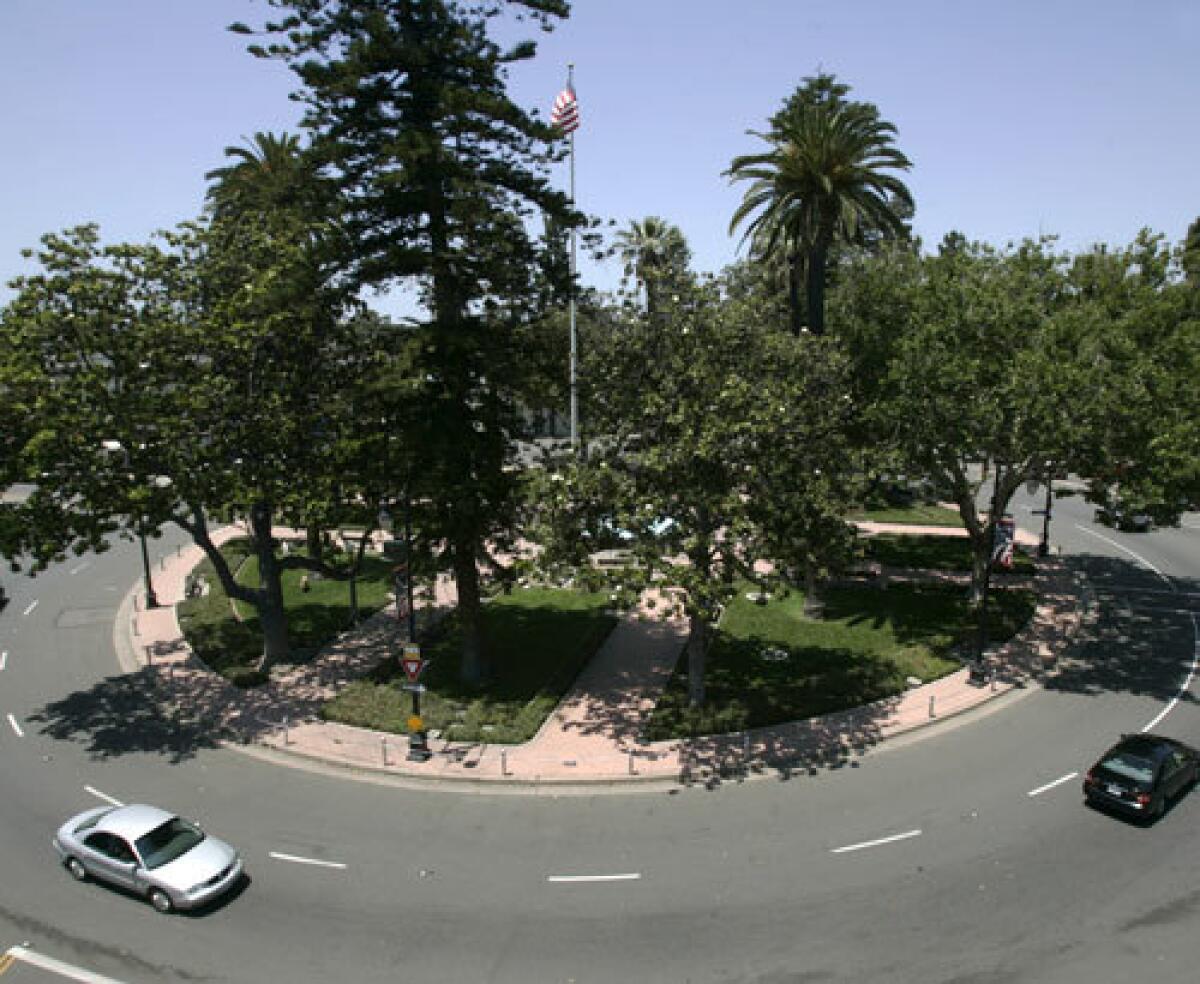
0, 651, 7, 671
70, 561, 91, 575
1028, 772, 1079, 797
269, 851, 347, 870
547, 872, 642, 883
5, 946, 129, 984
6, 714, 23, 737
84, 786, 124, 807
1142, 612, 1200, 734
831, 829, 922, 854
1074, 524, 1171, 584
22, 599, 38, 616
1075, 524, 1198, 734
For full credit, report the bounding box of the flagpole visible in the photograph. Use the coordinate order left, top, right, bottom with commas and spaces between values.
567, 63, 579, 452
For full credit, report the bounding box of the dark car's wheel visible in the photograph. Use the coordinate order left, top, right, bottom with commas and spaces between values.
64, 857, 87, 881
148, 887, 173, 914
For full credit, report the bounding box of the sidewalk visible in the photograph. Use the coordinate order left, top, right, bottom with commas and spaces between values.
115, 524, 1088, 791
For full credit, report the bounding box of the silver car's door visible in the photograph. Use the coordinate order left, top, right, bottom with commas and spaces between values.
82, 832, 139, 890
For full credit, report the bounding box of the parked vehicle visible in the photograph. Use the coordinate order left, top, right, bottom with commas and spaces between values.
53, 804, 243, 913
1082, 734, 1198, 822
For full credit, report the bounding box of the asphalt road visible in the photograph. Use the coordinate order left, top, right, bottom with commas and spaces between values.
2, 491, 1199, 984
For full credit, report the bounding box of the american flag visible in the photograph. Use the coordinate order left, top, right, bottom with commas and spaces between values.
551, 84, 579, 134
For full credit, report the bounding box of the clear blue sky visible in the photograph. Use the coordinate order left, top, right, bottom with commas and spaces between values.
2, 0, 1197, 316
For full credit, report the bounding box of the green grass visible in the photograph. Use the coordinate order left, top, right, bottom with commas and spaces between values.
176, 538, 395, 686
323, 587, 619, 743
848, 503, 963, 526
864, 534, 1036, 574
645, 580, 1036, 739
233, 552, 395, 656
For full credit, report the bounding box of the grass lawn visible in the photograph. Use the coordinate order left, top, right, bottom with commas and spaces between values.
177, 538, 395, 686
864, 534, 1036, 574
323, 587, 619, 744
849, 503, 963, 526
645, 580, 1036, 740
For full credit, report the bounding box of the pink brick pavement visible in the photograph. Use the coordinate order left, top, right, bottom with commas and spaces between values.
115, 521, 1084, 789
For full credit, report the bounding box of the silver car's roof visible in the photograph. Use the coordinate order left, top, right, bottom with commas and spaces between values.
95, 804, 176, 841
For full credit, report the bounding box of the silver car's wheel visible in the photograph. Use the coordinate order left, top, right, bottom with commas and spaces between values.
148, 888, 173, 914
65, 857, 87, 881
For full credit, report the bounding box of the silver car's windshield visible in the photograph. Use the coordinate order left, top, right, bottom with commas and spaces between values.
135, 818, 204, 870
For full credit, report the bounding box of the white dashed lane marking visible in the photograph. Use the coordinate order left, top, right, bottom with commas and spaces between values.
1028, 772, 1079, 797
547, 872, 642, 883
22, 599, 38, 616
269, 851, 347, 870
831, 829, 922, 854
84, 786, 124, 806
7, 714, 23, 737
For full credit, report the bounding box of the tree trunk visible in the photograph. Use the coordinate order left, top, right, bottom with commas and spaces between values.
687, 614, 708, 708
306, 524, 323, 562
454, 536, 487, 687
249, 502, 291, 673
788, 252, 804, 337
805, 237, 829, 336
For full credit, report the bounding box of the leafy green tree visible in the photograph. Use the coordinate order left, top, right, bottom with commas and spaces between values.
237, 0, 578, 686
727, 75, 913, 336
1069, 231, 1200, 520
743, 334, 863, 618
0, 216, 376, 671
881, 237, 1084, 634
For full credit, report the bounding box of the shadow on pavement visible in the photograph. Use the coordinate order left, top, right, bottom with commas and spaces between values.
1043, 555, 1198, 709
29, 667, 219, 763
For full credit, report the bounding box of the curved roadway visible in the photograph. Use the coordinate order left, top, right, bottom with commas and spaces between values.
2, 492, 1198, 984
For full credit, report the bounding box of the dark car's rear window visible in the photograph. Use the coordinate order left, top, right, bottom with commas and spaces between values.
1100, 751, 1155, 785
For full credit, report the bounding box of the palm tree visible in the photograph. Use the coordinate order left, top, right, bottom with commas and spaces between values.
205, 132, 320, 219
727, 100, 913, 336
614, 216, 691, 321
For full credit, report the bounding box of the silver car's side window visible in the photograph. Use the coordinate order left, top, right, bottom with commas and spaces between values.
84, 832, 136, 864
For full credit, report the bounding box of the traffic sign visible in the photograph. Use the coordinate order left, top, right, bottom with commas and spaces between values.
401, 643, 425, 682
407, 715, 424, 733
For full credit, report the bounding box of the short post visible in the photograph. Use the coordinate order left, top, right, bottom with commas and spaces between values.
743, 733, 752, 776
628, 749, 636, 775
928, 695, 936, 718
282, 715, 290, 746
381, 737, 388, 767
501, 749, 508, 776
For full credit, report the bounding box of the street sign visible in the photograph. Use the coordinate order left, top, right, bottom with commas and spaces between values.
993, 515, 1016, 569
401, 683, 426, 693
401, 643, 425, 682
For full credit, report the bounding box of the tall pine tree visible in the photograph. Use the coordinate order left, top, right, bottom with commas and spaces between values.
234, 0, 578, 684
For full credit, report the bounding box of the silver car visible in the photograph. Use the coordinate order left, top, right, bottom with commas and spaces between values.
52, 803, 243, 913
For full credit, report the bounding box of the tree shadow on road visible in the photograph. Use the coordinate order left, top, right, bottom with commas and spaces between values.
28, 666, 219, 764
1042, 554, 1198, 710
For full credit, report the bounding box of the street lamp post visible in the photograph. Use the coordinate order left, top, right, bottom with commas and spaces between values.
379, 496, 430, 762
139, 523, 159, 609
1038, 474, 1053, 558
